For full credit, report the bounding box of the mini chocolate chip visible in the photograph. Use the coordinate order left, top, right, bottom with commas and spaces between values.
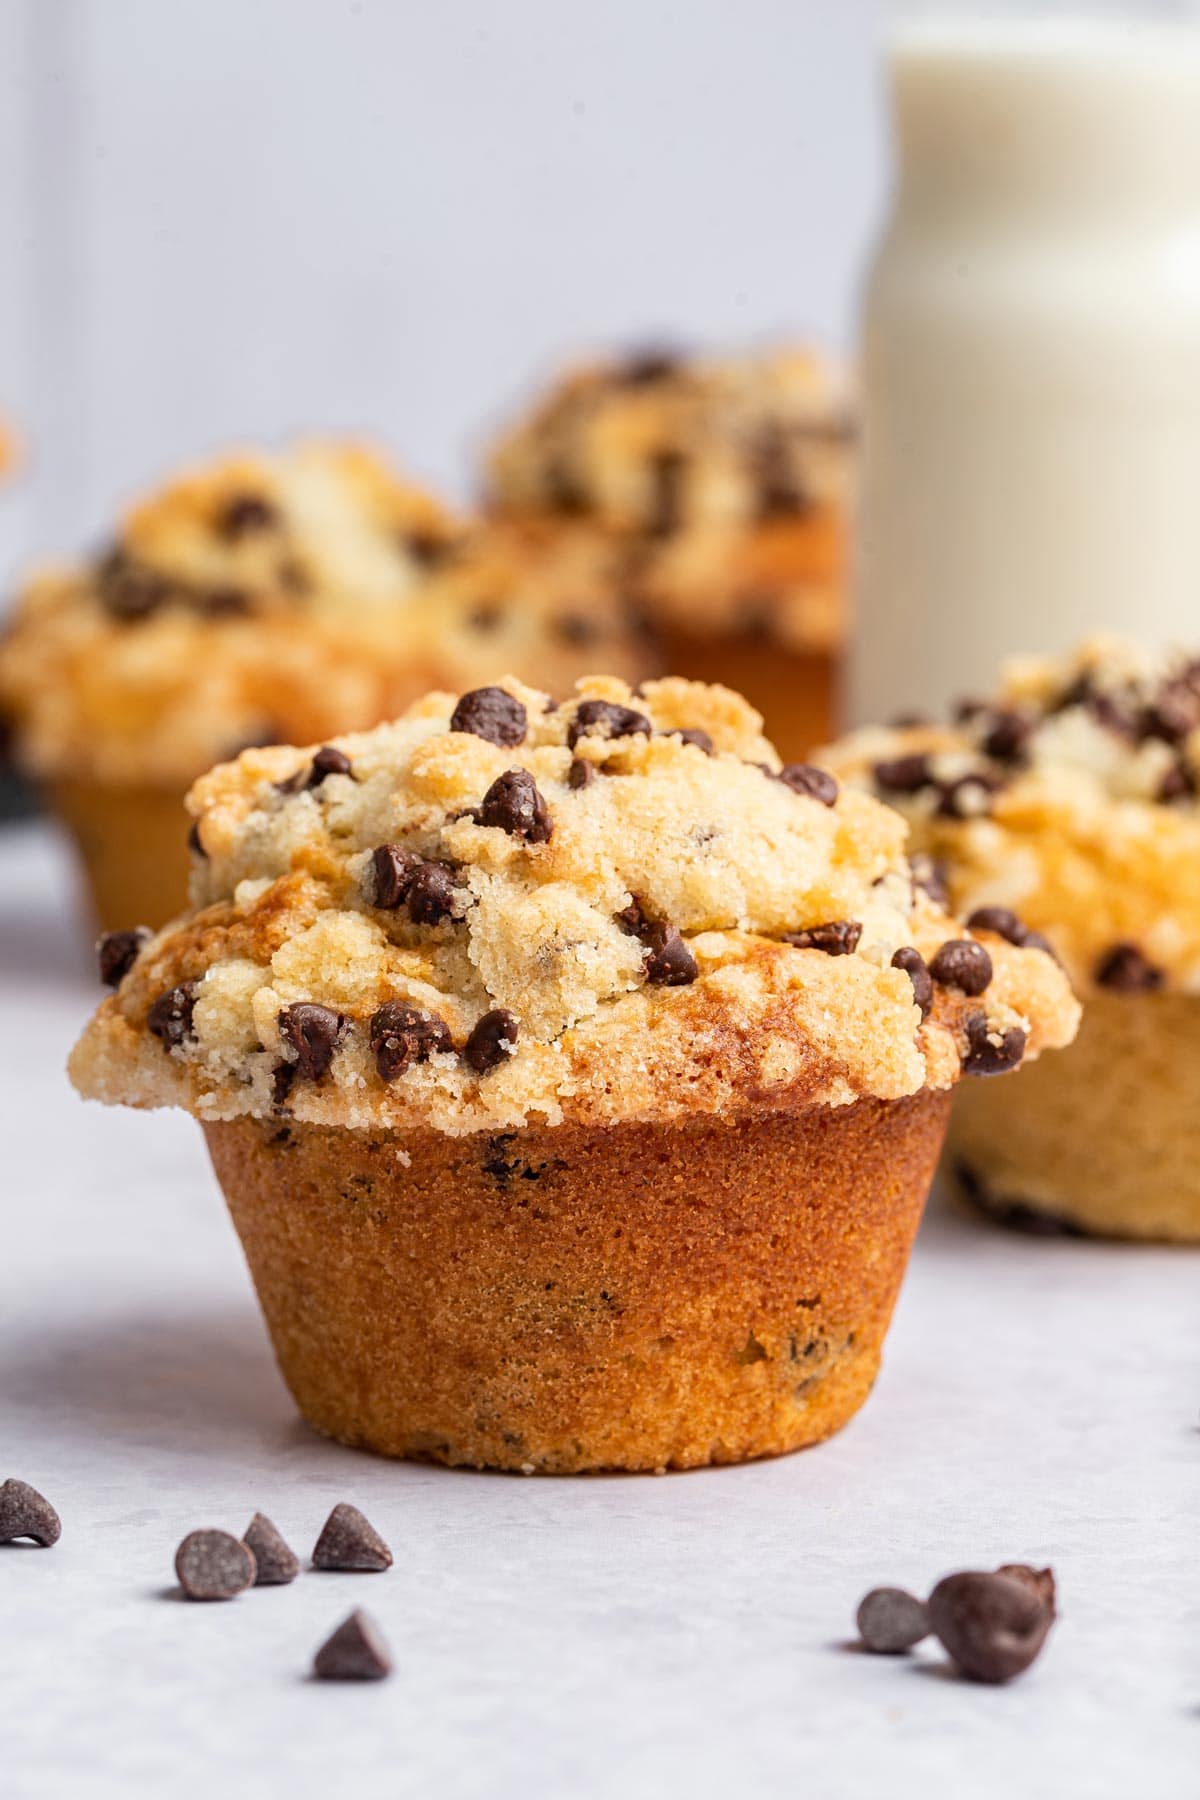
271, 1060, 296, 1107
450, 686, 527, 747
1095, 942, 1164, 992
936, 771, 1002, 819
278, 1003, 346, 1081
873, 753, 933, 794
312, 1503, 393, 1573
567, 758, 595, 790
217, 493, 280, 540
147, 982, 198, 1049
965, 905, 1028, 946
97, 550, 172, 621
979, 707, 1034, 764
777, 763, 838, 806
405, 526, 454, 569
646, 449, 686, 538
370, 843, 421, 910
962, 1012, 1027, 1077
464, 1008, 519, 1074
370, 1002, 452, 1081
407, 860, 458, 925
910, 853, 950, 910
616, 346, 680, 386
927, 1570, 1053, 1684
954, 696, 989, 725
995, 1563, 1057, 1619
0, 1479, 61, 1546
929, 939, 993, 996
307, 745, 354, 787
666, 727, 714, 754
313, 1609, 393, 1681
752, 420, 807, 518
478, 769, 553, 843
567, 698, 653, 749
615, 895, 648, 936
97, 926, 150, 988
187, 820, 207, 858
856, 1587, 930, 1655
642, 922, 698, 986
783, 920, 862, 956
174, 1529, 256, 1601
243, 1513, 300, 1586
555, 613, 600, 647
891, 947, 934, 1018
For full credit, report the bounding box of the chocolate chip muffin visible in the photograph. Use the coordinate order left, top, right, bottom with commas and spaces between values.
823, 636, 1200, 1240
70, 675, 1076, 1471
0, 441, 653, 932
484, 345, 854, 761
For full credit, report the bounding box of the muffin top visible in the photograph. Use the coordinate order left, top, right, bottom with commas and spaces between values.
486, 345, 853, 531
70, 675, 1078, 1137
822, 637, 1200, 995
0, 442, 650, 786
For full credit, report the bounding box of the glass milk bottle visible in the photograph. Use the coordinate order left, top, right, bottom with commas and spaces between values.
852, 19, 1200, 723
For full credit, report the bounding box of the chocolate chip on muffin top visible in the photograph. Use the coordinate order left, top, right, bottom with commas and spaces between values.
69, 675, 1078, 1135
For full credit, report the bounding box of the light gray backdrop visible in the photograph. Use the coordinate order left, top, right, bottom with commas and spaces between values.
0, 0, 889, 579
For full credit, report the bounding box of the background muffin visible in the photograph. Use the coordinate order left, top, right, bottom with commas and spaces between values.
70, 674, 1076, 1472
484, 345, 854, 760
823, 636, 1200, 1240
0, 440, 652, 930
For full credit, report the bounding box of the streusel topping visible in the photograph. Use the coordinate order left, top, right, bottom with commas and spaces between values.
70, 676, 1078, 1135
823, 637, 1200, 994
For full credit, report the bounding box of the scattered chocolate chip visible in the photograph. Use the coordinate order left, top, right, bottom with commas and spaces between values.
927, 1570, 1053, 1684
979, 707, 1034, 764
777, 763, 838, 806
752, 420, 808, 518
406, 861, 459, 925
929, 940, 993, 996
954, 696, 989, 725
278, 1003, 347, 1081
313, 1609, 393, 1681
646, 449, 686, 538
936, 771, 1003, 819
0, 1479, 61, 1546
217, 493, 280, 540
962, 1012, 1027, 1077
1095, 942, 1164, 992
174, 1529, 256, 1601
187, 820, 207, 858
97, 926, 150, 988
243, 1513, 300, 1586
97, 548, 172, 621
405, 526, 454, 569
147, 982, 198, 1049
369, 844, 421, 910
464, 1008, 519, 1074
910, 853, 950, 910
370, 1002, 452, 1081
308, 745, 354, 787
995, 1564, 1057, 1619
555, 613, 600, 647
478, 769, 553, 843
642, 922, 698, 986
616, 346, 679, 386
450, 685, 527, 747
567, 758, 595, 790
783, 920, 862, 956
873, 754, 933, 794
856, 1587, 930, 1655
891, 947, 934, 1018
616, 896, 648, 936
1158, 757, 1195, 803
666, 727, 714, 754
271, 1060, 296, 1107
567, 698, 652, 749
312, 1503, 392, 1573
965, 906, 1028, 946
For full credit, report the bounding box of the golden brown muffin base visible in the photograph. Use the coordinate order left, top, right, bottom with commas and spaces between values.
950, 992, 1200, 1242
654, 626, 837, 763
49, 775, 191, 932
204, 1090, 949, 1473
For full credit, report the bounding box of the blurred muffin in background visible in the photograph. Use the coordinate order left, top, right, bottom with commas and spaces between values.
823, 636, 1200, 1242
0, 440, 654, 931
484, 344, 854, 760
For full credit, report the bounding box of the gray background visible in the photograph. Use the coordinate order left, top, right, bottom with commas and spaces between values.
0, 0, 888, 575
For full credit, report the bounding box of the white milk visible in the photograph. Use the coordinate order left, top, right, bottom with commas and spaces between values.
852, 20, 1200, 723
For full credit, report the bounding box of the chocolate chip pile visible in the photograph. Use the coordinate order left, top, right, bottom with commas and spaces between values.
854, 1563, 1056, 1684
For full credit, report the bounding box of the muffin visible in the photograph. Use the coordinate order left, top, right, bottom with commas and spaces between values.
823, 636, 1200, 1240
0, 441, 653, 931
484, 345, 854, 760
69, 675, 1076, 1472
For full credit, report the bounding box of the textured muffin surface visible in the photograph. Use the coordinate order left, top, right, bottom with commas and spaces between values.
70, 675, 1078, 1135
823, 636, 1200, 996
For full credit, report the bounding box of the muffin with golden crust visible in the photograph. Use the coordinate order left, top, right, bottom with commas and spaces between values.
484, 345, 854, 760
0, 441, 653, 931
70, 674, 1077, 1472
823, 636, 1200, 1241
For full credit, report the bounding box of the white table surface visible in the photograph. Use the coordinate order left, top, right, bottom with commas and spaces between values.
2, 820, 1195, 1800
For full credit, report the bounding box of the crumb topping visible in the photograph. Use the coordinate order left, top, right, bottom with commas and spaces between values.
70, 675, 1079, 1135
822, 636, 1200, 994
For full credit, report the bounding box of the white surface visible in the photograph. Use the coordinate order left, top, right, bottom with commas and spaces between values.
2, 820, 1195, 1799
